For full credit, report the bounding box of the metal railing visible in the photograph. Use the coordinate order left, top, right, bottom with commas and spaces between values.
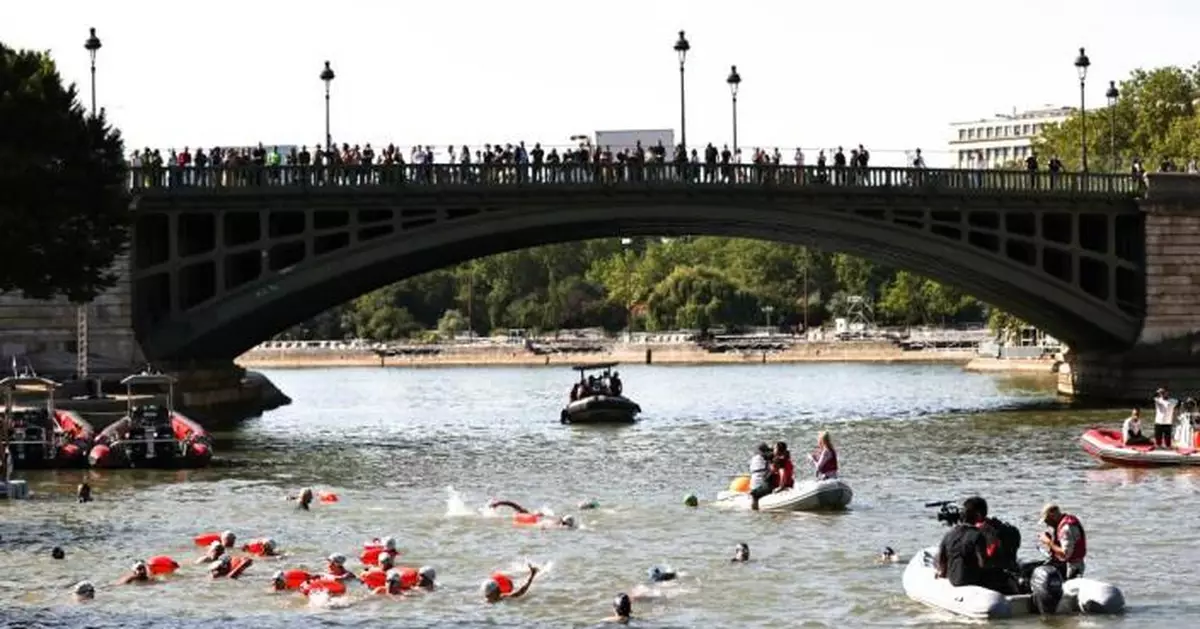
126, 163, 1143, 196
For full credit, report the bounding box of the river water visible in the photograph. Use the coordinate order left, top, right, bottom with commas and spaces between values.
2, 363, 1197, 628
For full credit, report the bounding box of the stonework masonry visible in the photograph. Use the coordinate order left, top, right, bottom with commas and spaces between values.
0, 255, 144, 375
1061, 174, 1200, 402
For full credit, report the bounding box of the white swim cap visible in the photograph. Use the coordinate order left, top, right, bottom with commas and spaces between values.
377, 552, 394, 566
381, 536, 397, 551
327, 553, 346, 565
74, 581, 95, 597
482, 579, 500, 596
386, 569, 402, 583
418, 566, 435, 583
209, 540, 222, 550
220, 531, 235, 543
271, 570, 284, 582
560, 514, 577, 528
132, 560, 147, 572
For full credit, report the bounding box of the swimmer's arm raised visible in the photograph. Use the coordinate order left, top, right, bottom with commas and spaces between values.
489, 500, 528, 514
508, 565, 539, 599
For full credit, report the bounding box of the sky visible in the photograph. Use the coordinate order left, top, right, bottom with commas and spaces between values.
7, 0, 1199, 167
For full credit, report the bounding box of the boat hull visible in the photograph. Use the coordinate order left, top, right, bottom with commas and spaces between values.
1080, 429, 1200, 467
5, 409, 94, 470
561, 395, 641, 424
902, 545, 1125, 618
714, 479, 853, 511
89, 410, 213, 469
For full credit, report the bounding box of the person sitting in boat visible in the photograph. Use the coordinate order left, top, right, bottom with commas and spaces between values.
935, 497, 989, 588
1038, 503, 1086, 580
748, 443, 775, 511
196, 540, 225, 564
771, 442, 795, 492
610, 372, 623, 396
1153, 387, 1179, 448
482, 564, 539, 603
1122, 408, 1152, 446
323, 553, 359, 583
807, 431, 838, 480
488, 499, 577, 528
116, 560, 152, 585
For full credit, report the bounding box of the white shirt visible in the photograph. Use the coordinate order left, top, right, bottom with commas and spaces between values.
1122, 416, 1142, 443
1154, 396, 1178, 426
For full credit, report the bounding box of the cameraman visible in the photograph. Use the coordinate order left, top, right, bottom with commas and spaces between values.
936, 496, 1019, 593
935, 497, 988, 588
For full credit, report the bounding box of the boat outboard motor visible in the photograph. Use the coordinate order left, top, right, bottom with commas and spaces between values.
1029, 564, 1064, 615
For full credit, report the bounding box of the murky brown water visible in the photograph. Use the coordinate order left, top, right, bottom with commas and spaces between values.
1, 364, 1193, 627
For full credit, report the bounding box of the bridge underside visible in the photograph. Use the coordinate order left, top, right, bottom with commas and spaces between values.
130, 185, 1144, 361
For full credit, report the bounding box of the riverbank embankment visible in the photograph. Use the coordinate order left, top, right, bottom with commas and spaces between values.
962, 356, 1059, 373
237, 341, 979, 369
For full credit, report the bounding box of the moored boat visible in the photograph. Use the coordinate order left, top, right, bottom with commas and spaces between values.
560, 362, 640, 425
1080, 428, 1200, 467
713, 477, 853, 511
1, 375, 94, 469
88, 372, 213, 469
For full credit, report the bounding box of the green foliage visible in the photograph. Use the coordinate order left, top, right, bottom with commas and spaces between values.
1035, 64, 1200, 171
0, 42, 130, 301
283, 237, 996, 342
987, 308, 1028, 343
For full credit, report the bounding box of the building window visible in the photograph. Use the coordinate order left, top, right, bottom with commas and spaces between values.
985, 127, 993, 139
1022, 124, 1031, 135
959, 129, 966, 141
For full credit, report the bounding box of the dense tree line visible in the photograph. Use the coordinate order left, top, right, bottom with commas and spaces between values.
275, 237, 992, 342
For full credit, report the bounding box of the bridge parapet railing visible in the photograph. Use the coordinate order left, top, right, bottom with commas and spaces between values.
125, 163, 1143, 197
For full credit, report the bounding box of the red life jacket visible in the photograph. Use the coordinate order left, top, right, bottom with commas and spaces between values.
1055, 514, 1087, 563
814, 448, 838, 477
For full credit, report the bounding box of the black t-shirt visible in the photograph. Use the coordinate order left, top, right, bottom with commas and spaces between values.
939, 525, 987, 587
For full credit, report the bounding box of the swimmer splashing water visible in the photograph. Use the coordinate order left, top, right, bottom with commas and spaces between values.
482, 564, 538, 603
488, 500, 577, 528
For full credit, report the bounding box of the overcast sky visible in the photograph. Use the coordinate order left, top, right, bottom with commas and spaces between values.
8, 0, 1198, 166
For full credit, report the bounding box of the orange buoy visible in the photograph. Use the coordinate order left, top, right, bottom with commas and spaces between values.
398, 567, 419, 589
282, 569, 311, 589
491, 572, 514, 594
361, 569, 386, 589
318, 491, 338, 503
729, 475, 751, 493
243, 538, 275, 556
513, 513, 541, 526
361, 546, 385, 566
194, 533, 221, 547
147, 555, 179, 575
228, 556, 253, 579
301, 576, 347, 597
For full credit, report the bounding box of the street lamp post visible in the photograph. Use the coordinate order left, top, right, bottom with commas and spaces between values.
726, 65, 741, 155
1074, 47, 1091, 172
673, 31, 690, 153
1106, 80, 1120, 172
78, 27, 102, 382
320, 61, 335, 154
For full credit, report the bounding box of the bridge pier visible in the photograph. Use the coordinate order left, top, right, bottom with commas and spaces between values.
1058, 174, 1200, 403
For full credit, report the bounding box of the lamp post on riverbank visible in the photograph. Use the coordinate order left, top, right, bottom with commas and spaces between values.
1074, 47, 1091, 172
77, 27, 103, 382
726, 65, 741, 155
674, 31, 690, 153
1106, 80, 1119, 172
320, 61, 335, 154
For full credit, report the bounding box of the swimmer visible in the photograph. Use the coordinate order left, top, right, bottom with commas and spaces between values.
323, 553, 358, 583
416, 566, 436, 591
604, 593, 632, 624
210, 555, 253, 579
196, 540, 224, 564
732, 543, 750, 562
219, 530, 237, 548
578, 499, 600, 510
77, 483, 92, 503
647, 566, 677, 583
73, 580, 95, 602
241, 537, 280, 557
877, 547, 900, 564
374, 569, 408, 597
482, 564, 538, 603
488, 500, 577, 528
287, 487, 314, 510
51, 546, 65, 560
116, 560, 151, 585
360, 552, 395, 584
269, 571, 287, 592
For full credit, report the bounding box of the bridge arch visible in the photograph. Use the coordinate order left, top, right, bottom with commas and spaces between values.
136, 198, 1142, 361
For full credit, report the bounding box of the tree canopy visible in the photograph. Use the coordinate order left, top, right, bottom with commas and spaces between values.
1035, 63, 1200, 171
0, 42, 129, 301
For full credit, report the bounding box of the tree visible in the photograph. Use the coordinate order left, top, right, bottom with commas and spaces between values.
645, 266, 758, 332
1035, 64, 1200, 171
436, 309, 466, 339
0, 43, 129, 301
987, 308, 1027, 344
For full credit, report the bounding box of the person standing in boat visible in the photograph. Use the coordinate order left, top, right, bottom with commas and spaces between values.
1177, 398, 1197, 450
748, 443, 775, 511
610, 372, 623, 397
1153, 387, 1178, 448
1122, 408, 1152, 446
771, 442, 795, 493
808, 431, 838, 480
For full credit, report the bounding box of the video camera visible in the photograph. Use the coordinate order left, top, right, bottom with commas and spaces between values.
924, 500, 962, 526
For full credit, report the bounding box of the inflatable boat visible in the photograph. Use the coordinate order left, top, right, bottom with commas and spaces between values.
902, 545, 1125, 619
89, 372, 213, 469
2, 376, 93, 469
713, 478, 853, 511
1080, 428, 1200, 467
560, 362, 640, 424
